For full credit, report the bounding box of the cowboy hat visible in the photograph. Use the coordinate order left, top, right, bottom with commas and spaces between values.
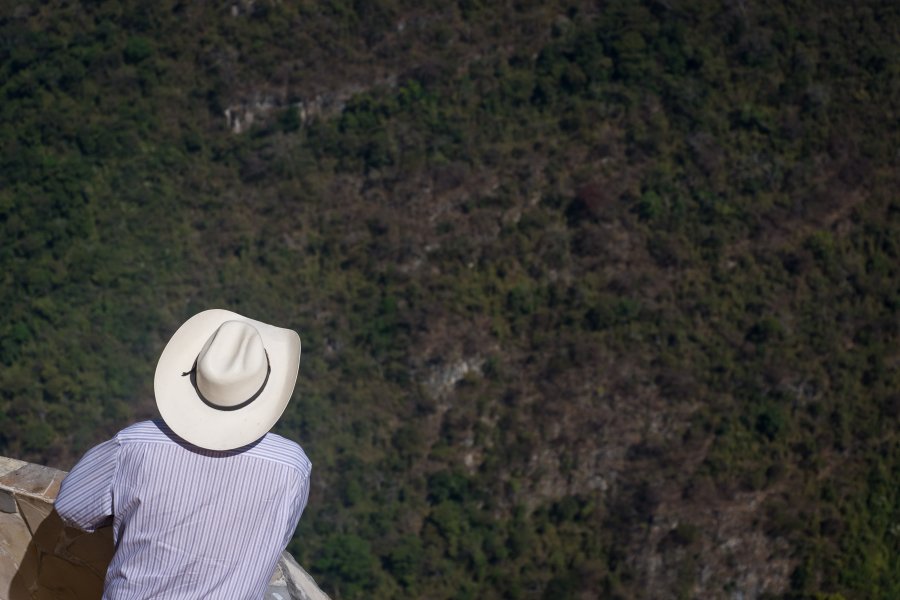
154, 309, 301, 450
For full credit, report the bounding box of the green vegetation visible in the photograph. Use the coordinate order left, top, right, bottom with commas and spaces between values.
1, 1, 898, 598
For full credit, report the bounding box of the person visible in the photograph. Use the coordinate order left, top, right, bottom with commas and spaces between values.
55, 309, 311, 600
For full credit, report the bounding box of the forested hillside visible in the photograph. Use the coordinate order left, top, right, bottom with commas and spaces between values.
1, 1, 898, 598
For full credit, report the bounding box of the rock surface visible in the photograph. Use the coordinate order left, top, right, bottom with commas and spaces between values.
267, 552, 332, 600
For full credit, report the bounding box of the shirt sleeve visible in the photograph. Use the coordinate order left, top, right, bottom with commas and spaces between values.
281, 464, 311, 549
54, 437, 120, 532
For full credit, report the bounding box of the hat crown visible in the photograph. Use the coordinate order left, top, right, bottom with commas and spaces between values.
196, 320, 268, 408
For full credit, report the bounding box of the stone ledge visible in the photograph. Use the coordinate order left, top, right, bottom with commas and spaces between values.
0, 457, 328, 600
0, 459, 26, 479
0, 463, 64, 502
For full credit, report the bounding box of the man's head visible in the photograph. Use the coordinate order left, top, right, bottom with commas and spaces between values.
154, 309, 301, 450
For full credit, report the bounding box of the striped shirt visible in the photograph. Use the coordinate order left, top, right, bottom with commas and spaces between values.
55, 420, 311, 600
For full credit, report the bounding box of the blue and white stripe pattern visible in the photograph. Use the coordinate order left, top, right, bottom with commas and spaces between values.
55, 419, 311, 600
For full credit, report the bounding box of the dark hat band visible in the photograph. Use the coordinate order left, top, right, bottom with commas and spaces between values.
181, 351, 271, 412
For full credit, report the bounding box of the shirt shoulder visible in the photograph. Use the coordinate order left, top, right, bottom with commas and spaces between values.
245, 432, 312, 477
115, 420, 172, 445
121, 419, 312, 477
116, 420, 311, 476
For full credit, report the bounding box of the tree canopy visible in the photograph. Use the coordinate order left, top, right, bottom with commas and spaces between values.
1, 1, 899, 598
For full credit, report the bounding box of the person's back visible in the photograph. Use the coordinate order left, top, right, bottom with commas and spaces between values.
57, 420, 310, 599
55, 309, 311, 600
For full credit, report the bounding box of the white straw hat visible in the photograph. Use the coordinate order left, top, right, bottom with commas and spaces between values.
154, 309, 301, 450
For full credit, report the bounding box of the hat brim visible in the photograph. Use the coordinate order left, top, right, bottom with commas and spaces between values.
154, 309, 301, 450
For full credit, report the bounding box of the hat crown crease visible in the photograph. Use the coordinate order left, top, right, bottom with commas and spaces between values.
196, 320, 268, 407
201, 326, 263, 378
